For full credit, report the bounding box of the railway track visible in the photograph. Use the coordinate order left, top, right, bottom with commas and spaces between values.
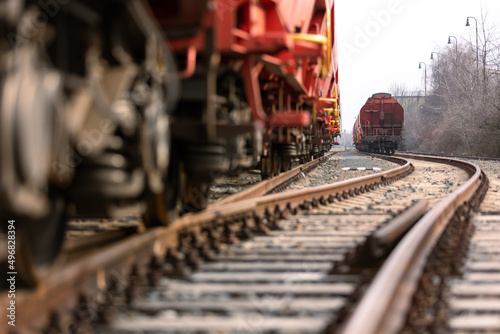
445, 157, 500, 333
208, 150, 339, 207
341, 153, 486, 334
1, 152, 490, 333
395, 153, 500, 332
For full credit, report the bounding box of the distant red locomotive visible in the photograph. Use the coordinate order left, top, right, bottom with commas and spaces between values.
353, 93, 404, 155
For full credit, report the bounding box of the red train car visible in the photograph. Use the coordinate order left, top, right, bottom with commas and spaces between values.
149, 0, 341, 189
0, 0, 341, 284
353, 93, 404, 155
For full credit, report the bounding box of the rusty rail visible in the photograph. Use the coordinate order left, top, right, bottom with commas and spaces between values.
369, 199, 428, 257
4, 155, 413, 333
330, 200, 428, 273
339, 154, 485, 334
177, 156, 412, 231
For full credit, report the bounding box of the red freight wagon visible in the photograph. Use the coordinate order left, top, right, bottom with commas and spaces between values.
0, 0, 341, 285
149, 0, 341, 186
353, 93, 404, 155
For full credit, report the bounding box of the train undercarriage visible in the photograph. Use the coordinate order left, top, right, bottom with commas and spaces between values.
356, 137, 401, 155
0, 0, 340, 286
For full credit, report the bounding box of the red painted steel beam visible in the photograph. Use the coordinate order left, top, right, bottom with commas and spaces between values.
268, 111, 311, 128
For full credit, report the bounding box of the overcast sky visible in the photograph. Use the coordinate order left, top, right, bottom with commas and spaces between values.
336, 0, 500, 133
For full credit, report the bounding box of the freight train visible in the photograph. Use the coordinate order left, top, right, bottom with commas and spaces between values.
0, 0, 340, 285
353, 93, 404, 155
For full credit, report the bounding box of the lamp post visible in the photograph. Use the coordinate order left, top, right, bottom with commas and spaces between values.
466, 16, 479, 71
448, 36, 458, 54
430, 52, 440, 83
418, 62, 427, 98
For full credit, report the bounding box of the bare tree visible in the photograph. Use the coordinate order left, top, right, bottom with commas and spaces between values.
392, 12, 500, 157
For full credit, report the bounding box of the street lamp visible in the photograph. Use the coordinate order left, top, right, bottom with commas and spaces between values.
466, 16, 479, 71
418, 62, 427, 98
448, 36, 458, 54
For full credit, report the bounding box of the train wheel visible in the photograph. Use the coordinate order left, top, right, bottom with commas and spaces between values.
182, 178, 209, 213
143, 145, 182, 226
183, 143, 228, 209
272, 149, 281, 177
13, 192, 67, 287
261, 144, 275, 180
0, 44, 68, 287
143, 163, 181, 227
281, 156, 292, 172
278, 144, 295, 173
261, 155, 273, 180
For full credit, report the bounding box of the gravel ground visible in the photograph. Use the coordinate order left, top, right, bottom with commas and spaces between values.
288, 150, 400, 190
459, 159, 500, 214
207, 170, 262, 203
207, 150, 402, 202
305, 158, 469, 216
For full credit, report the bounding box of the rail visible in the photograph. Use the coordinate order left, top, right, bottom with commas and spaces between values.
339, 154, 486, 334
176, 155, 412, 232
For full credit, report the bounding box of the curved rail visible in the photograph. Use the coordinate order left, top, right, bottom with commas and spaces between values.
399, 151, 500, 162
340, 154, 486, 334
7, 155, 413, 332
175, 156, 412, 232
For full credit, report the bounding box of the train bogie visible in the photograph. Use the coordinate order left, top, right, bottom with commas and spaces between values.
1, 0, 177, 284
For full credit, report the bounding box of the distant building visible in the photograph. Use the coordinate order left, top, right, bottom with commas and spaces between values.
393, 93, 425, 112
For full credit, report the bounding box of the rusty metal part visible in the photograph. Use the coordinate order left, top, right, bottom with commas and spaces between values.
62, 227, 140, 254
3, 228, 167, 332
339, 154, 485, 334
332, 200, 429, 272
370, 200, 428, 256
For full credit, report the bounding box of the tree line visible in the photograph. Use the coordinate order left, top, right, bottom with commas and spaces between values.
391, 14, 500, 157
